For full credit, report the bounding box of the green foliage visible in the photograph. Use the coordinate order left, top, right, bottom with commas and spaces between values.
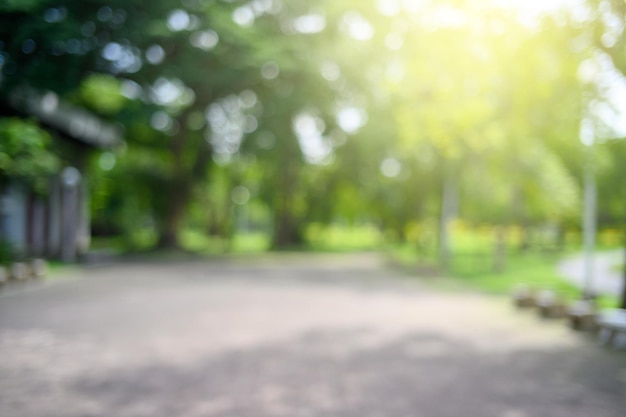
306, 224, 382, 252
0, 0, 42, 12
596, 139, 626, 227
0, 118, 60, 194
79, 74, 126, 115
180, 229, 270, 255
0, 239, 14, 265
386, 228, 619, 306
2, 0, 624, 279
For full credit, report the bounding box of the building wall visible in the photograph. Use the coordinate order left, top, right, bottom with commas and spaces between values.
47, 177, 62, 256
0, 169, 89, 261
0, 184, 27, 256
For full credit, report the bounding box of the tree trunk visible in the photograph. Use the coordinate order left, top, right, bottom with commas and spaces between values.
621, 249, 626, 309
271, 180, 303, 249
270, 149, 303, 250
155, 124, 212, 250
510, 184, 530, 252
582, 146, 597, 297
438, 165, 457, 270
518, 224, 531, 252
492, 226, 507, 273
272, 210, 304, 249
156, 184, 188, 249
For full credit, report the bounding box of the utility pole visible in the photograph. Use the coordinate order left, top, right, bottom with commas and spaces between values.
622, 210, 626, 308
580, 119, 596, 298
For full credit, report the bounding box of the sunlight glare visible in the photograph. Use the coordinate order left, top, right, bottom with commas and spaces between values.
337, 107, 367, 133
491, 0, 578, 18
294, 14, 326, 34
342, 12, 374, 41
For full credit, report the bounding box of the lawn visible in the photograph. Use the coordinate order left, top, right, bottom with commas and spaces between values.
385, 225, 621, 309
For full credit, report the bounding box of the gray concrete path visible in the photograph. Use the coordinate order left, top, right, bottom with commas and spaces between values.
1, 253, 625, 417
558, 250, 624, 296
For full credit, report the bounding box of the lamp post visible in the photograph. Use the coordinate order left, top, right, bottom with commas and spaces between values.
580, 118, 596, 298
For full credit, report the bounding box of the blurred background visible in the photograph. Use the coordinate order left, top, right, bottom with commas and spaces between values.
0, 0, 625, 304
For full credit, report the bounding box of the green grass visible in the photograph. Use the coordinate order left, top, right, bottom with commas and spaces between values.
454, 252, 579, 296
88, 236, 125, 252
386, 240, 620, 309
305, 223, 382, 252
179, 230, 230, 254
92, 224, 384, 259
90, 229, 157, 253
180, 229, 271, 255
231, 233, 271, 253
45, 260, 83, 280
104, 225, 380, 262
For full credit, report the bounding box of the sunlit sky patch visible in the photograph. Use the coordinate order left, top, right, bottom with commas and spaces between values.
293, 112, 333, 165
583, 54, 626, 139
342, 12, 374, 41
491, 0, 580, 17
380, 157, 402, 178
207, 93, 258, 157
337, 107, 367, 134
190, 30, 219, 50
233, 6, 255, 27
294, 14, 326, 34
320, 61, 340, 82
145, 45, 165, 65
372, 0, 624, 139
121, 0, 625, 165
375, 0, 585, 26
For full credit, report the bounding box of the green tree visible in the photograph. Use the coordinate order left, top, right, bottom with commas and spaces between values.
0, 118, 60, 195
0, 117, 60, 258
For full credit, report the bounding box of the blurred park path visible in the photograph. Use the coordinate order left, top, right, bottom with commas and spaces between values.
1, 253, 625, 417
558, 250, 625, 296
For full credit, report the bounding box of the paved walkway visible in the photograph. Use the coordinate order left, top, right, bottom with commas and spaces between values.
1, 253, 625, 417
558, 250, 624, 296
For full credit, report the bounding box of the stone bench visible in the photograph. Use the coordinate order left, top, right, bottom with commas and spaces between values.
512, 285, 536, 308
535, 290, 567, 318
597, 309, 626, 348
567, 299, 597, 331
0, 259, 48, 287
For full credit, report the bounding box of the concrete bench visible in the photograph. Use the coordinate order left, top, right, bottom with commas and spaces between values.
567, 300, 597, 331
0, 259, 48, 288
535, 290, 567, 318
513, 286, 536, 308
597, 309, 626, 348
10, 262, 29, 281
